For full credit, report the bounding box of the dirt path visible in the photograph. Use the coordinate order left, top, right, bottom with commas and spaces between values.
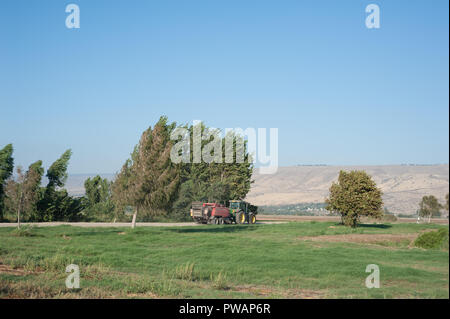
0, 221, 285, 228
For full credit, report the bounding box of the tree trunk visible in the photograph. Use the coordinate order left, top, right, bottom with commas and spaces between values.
131, 207, 138, 229
17, 191, 22, 229
17, 206, 21, 229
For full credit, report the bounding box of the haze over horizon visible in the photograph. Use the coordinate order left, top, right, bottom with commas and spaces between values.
60, 164, 449, 215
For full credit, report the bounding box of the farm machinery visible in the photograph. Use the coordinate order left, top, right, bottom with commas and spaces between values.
190, 200, 257, 225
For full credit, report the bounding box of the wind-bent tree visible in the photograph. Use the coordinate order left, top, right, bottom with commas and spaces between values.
37, 149, 82, 221
325, 170, 383, 227
113, 117, 254, 223
112, 116, 180, 228
0, 144, 14, 220
418, 195, 442, 223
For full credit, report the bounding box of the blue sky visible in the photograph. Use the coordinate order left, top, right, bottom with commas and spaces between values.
0, 0, 448, 174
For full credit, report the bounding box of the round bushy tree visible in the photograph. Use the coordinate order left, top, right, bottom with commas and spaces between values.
325, 170, 383, 227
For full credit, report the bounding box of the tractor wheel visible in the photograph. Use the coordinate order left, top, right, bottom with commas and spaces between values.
236, 211, 246, 224
249, 214, 256, 224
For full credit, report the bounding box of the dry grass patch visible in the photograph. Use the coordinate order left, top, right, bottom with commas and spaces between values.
297, 233, 418, 245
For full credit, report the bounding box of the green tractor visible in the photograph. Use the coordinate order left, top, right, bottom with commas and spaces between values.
228, 200, 258, 224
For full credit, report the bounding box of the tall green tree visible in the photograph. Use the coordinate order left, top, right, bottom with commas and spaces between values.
46, 149, 72, 188
5, 161, 44, 224
0, 144, 14, 220
172, 123, 253, 216
37, 149, 82, 221
112, 116, 180, 227
325, 170, 384, 227
418, 195, 442, 223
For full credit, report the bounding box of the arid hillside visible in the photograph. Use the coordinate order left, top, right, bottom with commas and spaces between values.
64, 165, 449, 216
245, 165, 449, 215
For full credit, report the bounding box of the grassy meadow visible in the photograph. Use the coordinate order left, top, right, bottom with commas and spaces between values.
0, 221, 448, 298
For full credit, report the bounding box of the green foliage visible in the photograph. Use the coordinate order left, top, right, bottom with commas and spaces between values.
38, 188, 83, 221
382, 214, 398, 222
37, 150, 83, 221
112, 116, 180, 220
418, 195, 442, 220
113, 117, 254, 222
414, 229, 449, 249
444, 193, 449, 213
325, 170, 384, 227
10, 224, 37, 237
0, 144, 14, 220
46, 149, 72, 188
3, 159, 44, 223
172, 122, 253, 216
82, 176, 115, 221
260, 203, 327, 216
381, 208, 398, 222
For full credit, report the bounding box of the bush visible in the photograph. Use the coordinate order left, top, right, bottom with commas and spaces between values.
382, 214, 397, 222
10, 225, 37, 237
414, 229, 449, 249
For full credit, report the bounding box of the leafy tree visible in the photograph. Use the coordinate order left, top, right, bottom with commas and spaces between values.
4, 161, 44, 225
325, 170, 383, 227
111, 158, 134, 221
172, 123, 253, 216
37, 149, 82, 221
418, 195, 442, 223
113, 117, 254, 223
112, 116, 180, 227
46, 149, 72, 188
82, 175, 114, 221
0, 144, 14, 220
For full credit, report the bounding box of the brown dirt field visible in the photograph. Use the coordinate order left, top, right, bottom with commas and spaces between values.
0, 264, 30, 276
296, 233, 418, 245
258, 215, 449, 224
229, 284, 326, 299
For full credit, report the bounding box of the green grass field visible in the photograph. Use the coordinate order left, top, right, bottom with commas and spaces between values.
0, 221, 448, 299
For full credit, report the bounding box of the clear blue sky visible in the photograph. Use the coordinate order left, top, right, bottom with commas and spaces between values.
1, 0, 448, 174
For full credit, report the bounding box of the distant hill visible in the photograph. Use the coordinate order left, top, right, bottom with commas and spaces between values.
63, 165, 449, 215
245, 165, 449, 215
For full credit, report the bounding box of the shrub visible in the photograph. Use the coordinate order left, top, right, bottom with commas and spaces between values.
382, 214, 397, 222
10, 225, 37, 237
414, 229, 449, 249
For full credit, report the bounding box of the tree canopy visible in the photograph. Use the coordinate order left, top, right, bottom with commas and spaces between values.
0, 144, 14, 220
418, 195, 442, 222
325, 170, 383, 227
